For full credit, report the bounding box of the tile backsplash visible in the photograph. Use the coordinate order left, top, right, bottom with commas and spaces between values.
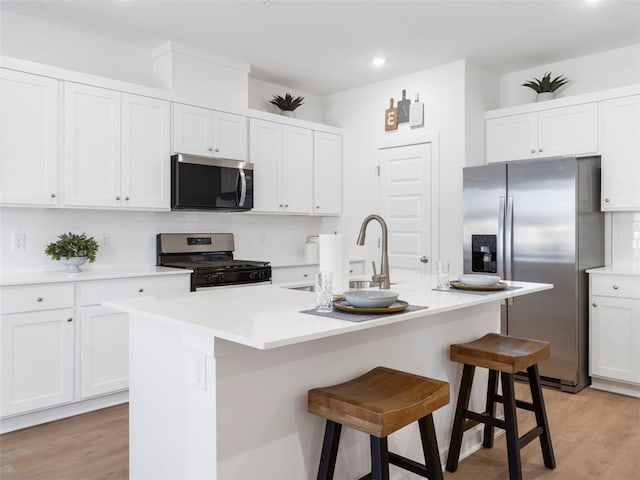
611, 211, 640, 268
0, 207, 328, 273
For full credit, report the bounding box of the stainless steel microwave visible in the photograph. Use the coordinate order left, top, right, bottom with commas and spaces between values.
171, 153, 254, 211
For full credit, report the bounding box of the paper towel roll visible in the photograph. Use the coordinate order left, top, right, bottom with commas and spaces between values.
319, 234, 349, 295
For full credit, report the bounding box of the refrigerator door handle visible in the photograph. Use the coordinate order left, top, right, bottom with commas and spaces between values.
505, 195, 514, 305
498, 196, 506, 280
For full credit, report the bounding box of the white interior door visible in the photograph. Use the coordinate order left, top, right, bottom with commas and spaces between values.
378, 143, 432, 272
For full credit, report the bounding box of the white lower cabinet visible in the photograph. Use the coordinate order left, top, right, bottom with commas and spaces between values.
1, 309, 74, 416
79, 306, 129, 398
0, 271, 190, 431
589, 273, 640, 397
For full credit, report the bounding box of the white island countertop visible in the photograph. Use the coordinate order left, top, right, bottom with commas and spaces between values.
104, 272, 551, 350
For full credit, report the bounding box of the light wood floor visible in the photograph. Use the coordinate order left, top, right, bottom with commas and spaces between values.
1, 385, 638, 479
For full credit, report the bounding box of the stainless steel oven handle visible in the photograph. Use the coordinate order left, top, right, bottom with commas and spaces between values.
238, 168, 247, 207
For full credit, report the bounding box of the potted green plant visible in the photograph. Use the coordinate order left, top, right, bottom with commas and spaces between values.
521, 72, 569, 102
45, 232, 99, 272
269, 93, 305, 117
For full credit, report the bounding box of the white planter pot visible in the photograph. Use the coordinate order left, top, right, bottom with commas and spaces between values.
59, 256, 88, 273
281, 111, 296, 118
536, 92, 555, 102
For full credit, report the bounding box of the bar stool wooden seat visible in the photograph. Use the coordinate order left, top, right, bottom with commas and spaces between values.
308, 366, 449, 480
446, 333, 556, 479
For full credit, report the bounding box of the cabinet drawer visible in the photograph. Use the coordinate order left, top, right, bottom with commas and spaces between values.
271, 266, 316, 284
591, 275, 640, 299
1, 284, 74, 314
78, 275, 190, 306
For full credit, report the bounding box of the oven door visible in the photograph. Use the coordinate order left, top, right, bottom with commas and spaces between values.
171, 154, 254, 211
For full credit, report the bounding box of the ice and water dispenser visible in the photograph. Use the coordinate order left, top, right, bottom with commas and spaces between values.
471, 234, 497, 273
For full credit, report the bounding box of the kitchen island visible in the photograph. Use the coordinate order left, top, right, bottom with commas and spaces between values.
104, 273, 552, 480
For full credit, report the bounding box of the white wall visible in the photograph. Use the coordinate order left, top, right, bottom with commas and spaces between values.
322, 60, 469, 275
0, 11, 156, 87
499, 44, 640, 107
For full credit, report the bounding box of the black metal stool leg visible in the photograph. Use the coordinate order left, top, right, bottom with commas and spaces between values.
527, 364, 556, 469
419, 414, 444, 480
501, 372, 523, 480
446, 364, 476, 472
317, 420, 342, 480
370, 436, 390, 480
483, 368, 499, 448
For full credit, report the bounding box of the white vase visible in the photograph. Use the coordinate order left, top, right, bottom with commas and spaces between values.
536, 92, 555, 102
281, 111, 296, 118
59, 256, 88, 273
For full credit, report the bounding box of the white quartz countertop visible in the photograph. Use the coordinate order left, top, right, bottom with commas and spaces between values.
104, 272, 552, 350
0, 266, 192, 287
269, 257, 365, 268
586, 266, 640, 276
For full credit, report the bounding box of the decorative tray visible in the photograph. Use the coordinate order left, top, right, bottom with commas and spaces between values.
449, 281, 507, 291
332, 299, 409, 314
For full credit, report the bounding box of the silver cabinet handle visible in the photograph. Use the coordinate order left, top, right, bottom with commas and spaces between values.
207, 147, 213, 152
116, 196, 121, 201
125, 196, 130, 201
613, 285, 619, 290
420, 256, 429, 263
316, 206, 320, 209
279, 204, 283, 208
592, 303, 597, 307
604, 198, 610, 203
36, 297, 43, 302
538, 148, 543, 153
303, 273, 308, 278
531, 149, 536, 154
214, 148, 220, 153
67, 318, 73, 322
51, 193, 56, 198
284, 204, 288, 208
138, 288, 144, 293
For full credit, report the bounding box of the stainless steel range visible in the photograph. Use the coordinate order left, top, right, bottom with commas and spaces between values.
156, 233, 271, 291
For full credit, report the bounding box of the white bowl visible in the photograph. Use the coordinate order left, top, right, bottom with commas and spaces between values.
342, 290, 399, 308
458, 274, 501, 286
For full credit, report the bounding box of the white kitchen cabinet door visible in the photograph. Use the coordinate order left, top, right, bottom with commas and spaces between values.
313, 132, 342, 215
173, 104, 248, 160
590, 296, 640, 384
64, 83, 121, 207
250, 118, 282, 212
600, 95, 640, 211
1, 309, 74, 416
0, 69, 59, 206
281, 125, 313, 214
212, 111, 248, 161
172, 103, 212, 156
486, 112, 537, 163
538, 103, 598, 157
122, 94, 170, 210
80, 305, 129, 398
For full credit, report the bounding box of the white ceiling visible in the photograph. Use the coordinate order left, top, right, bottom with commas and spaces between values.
1, 0, 639, 95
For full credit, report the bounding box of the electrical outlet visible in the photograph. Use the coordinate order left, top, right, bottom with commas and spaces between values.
12, 233, 25, 251
192, 353, 207, 391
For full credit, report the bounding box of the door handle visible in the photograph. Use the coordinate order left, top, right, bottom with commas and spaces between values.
238, 169, 247, 207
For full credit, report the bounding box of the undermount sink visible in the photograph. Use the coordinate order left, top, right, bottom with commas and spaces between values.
287, 280, 394, 292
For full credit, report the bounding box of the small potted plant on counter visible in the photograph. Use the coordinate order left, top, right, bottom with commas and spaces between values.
521, 71, 569, 101
269, 93, 305, 117
45, 232, 99, 272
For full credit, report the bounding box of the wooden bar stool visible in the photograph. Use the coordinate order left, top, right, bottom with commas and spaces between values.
308, 366, 449, 480
445, 333, 556, 479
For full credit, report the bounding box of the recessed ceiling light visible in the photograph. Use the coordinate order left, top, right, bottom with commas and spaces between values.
372, 57, 386, 67
257, 0, 277, 6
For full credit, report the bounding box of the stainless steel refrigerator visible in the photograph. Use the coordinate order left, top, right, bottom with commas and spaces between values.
463, 156, 603, 392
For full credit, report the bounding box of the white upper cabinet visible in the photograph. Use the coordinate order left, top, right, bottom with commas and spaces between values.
0, 69, 60, 207
64, 83, 121, 207
486, 103, 598, 163
121, 93, 170, 209
173, 103, 247, 161
64, 83, 170, 210
600, 95, 640, 211
249, 118, 312, 214
313, 132, 343, 215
